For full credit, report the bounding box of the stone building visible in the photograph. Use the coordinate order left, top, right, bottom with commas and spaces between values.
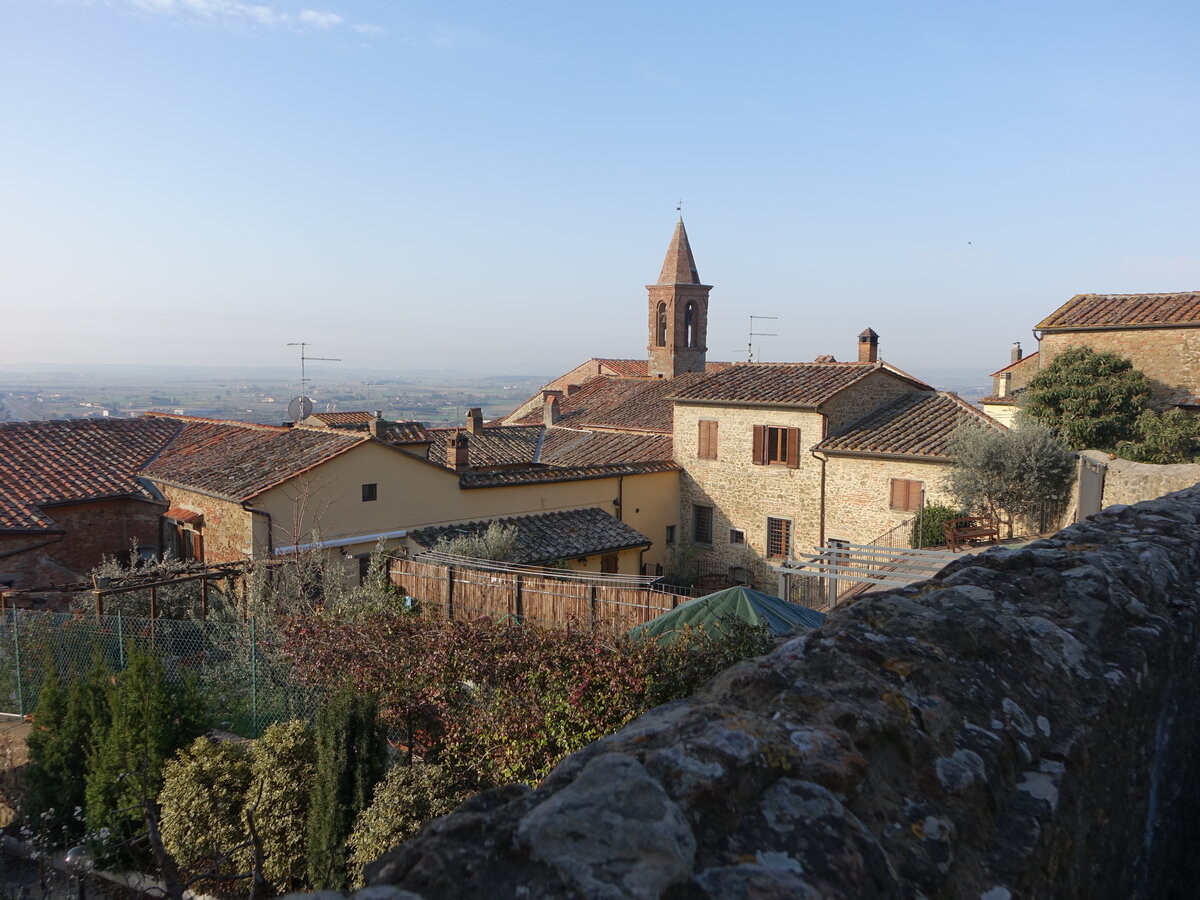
984, 291, 1200, 422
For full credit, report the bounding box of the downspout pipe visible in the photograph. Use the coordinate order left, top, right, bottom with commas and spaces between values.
811, 450, 828, 548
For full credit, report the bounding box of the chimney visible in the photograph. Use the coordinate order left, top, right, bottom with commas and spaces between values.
858, 328, 879, 364
997, 372, 1012, 399
544, 394, 561, 427
445, 433, 470, 472
374, 410, 383, 419
466, 407, 483, 435
565, 383, 580, 397
1011, 342, 1023, 365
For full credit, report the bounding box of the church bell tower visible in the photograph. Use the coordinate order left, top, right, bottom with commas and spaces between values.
647, 218, 711, 378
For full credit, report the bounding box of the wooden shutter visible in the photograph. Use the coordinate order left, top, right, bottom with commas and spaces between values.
190, 531, 204, 562
786, 427, 801, 468
889, 479, 905, 510
697, 420, 718, 459
752, 425, 766, 465
908, 481, 925, 512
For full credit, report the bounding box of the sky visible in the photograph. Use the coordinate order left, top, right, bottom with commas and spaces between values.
3, 0, 1200, 380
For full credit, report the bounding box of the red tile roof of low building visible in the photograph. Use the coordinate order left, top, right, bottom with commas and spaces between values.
668, 361, 915, 408
0, 418, 183, 532
1036, 292, 1200, 330
308, 411, 378, 426
815, 392, 1003, 459
143, 419, 366, 501
511, 375, 703, 433
408, 507, 651, 564
539, 429, 673, 466
426, 425, 544, 468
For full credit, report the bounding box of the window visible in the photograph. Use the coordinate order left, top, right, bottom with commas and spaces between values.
601, 553, 619, 574
766, 517, 791, 559
890, 478, 925, 512
175, 525, 203, 562
752, 425, 800, 468
697, 420, 718, 459
729, 528, 745, 544
655, 302, 667, 347
362, 483, 378, 502
692, 505, 714, 544
665, 524, 676, 545
684, 301, 697, 348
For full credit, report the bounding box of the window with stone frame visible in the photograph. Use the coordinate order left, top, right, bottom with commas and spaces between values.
889, 478, 924, 512
766, 517, 791, 559
697, 419, 718, 459
729, 528, 745, 545
692, 504, 714, 545
752, 425, 801, 467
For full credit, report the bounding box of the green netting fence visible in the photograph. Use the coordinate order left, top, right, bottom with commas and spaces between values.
0, 611, 318, 737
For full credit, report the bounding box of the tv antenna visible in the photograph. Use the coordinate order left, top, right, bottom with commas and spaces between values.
748, 316, 778, 362
286, 342, 340, 423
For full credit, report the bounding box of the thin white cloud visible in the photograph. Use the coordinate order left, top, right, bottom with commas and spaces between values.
114, 0, 381, 35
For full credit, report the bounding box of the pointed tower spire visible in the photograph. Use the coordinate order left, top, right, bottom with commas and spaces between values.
647, 218, 712, 378
657, 217, 702, 285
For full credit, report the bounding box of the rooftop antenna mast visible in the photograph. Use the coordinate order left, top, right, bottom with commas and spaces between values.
285, 342, 341, 423
748, 316, 778, 362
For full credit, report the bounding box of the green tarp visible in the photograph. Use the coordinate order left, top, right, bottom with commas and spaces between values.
630, 586, 826, 643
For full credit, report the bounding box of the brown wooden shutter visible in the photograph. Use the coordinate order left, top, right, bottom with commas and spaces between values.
786, 427, 801, 468
752, 425, 766, 465
697, 420, 718, 459
710, 420, 718, 459
191, 531, 204, 561
890, 478, 904, 510
908, 481, 924, 511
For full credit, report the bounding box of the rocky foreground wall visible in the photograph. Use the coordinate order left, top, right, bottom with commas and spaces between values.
352, 488, 1200, 899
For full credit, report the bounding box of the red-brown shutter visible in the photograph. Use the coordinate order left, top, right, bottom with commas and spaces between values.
752, 425, 766, 465
191, 531, 204, 561
786, 427, 801, 469
890, 479, 904, 510
710, 420, 718, 459
908, 481, 924, 512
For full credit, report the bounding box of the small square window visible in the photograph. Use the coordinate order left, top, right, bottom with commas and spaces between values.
729, 528, 745, 544
665, 524, 676, 545
362, 483, 378, 502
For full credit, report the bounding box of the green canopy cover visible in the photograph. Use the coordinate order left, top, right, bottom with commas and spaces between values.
630, 586, 826, 644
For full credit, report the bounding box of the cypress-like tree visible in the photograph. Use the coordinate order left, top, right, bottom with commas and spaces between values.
84, 647, 206, 864
306, 688, 387, 890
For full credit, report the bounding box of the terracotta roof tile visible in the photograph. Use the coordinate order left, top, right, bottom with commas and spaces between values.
668, 362, 884, 407
816, 392, 1003, 459
1036, 292, 1200, 330
408, 507, 651, 564
426, 425, 543, 468
539, 429, 673, 466
308, 411, 377, 426
459, 460, 679, 489
0, 418, 182, 532
142, 420, 365, 501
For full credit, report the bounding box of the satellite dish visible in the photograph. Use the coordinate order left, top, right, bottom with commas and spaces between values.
288, 396, 314, 422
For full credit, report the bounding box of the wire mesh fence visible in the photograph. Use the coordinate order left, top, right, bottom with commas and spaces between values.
0, 610, 317, 737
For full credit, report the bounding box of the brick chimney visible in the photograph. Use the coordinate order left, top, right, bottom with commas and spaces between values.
466, 407, 483, 435
445, 433, 470, 471
544, 394, 561, 427
997, 372, 1012, 398
858, 328, 879, 363
1011, 342, 1023, 365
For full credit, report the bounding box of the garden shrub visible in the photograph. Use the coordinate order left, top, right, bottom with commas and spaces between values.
159, 737, 253, 892
347, 763, 473, 887
242, 720, 316, 894
1116, 408, 1200, 464
910, 503, 961, 548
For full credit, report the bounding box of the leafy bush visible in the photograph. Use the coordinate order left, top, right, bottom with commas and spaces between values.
347, 764, 473, 887
910, 503, 960, 549
1116, 408, 1200, 464
243, 720, 315, 894
1021, 347, 1155, 450
159, 737, 253, 892
434, 522, 521, 561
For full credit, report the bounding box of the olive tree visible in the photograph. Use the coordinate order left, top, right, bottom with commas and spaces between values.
948, 421, 1076, 537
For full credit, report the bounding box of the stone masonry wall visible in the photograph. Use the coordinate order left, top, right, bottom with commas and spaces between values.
156, 486, 253, 564
819, 370, 919, 433
1081, 449, 1200, 510
821, 454, 956, 546
1039, 327, 1200, 403
673, 403, 825, 587
358, 487, 1200, 900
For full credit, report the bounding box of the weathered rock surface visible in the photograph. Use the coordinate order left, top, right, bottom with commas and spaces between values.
359, 489, 1200, 898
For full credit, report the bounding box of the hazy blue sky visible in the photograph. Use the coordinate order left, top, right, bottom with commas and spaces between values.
4, 0, 1199, 378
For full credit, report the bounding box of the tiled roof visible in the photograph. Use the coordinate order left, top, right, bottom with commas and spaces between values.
513, 374, 707, 433
1036, 292, 1200, 330
539, 429, 673, 466
0, 418, 183, 532
426, 426, 543, 468
816, 392, 1003, 459
308, 411, 377, 426
376, 421, 434, 444
408, 507, 651, 564
143, 419, 366, 501
595, 359, 649, 377
459, 460, 679, 489
657, 218, 704, 285
668, 362, 887, 407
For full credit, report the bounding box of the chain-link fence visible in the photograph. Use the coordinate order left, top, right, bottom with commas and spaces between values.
0, 610, 317, 737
